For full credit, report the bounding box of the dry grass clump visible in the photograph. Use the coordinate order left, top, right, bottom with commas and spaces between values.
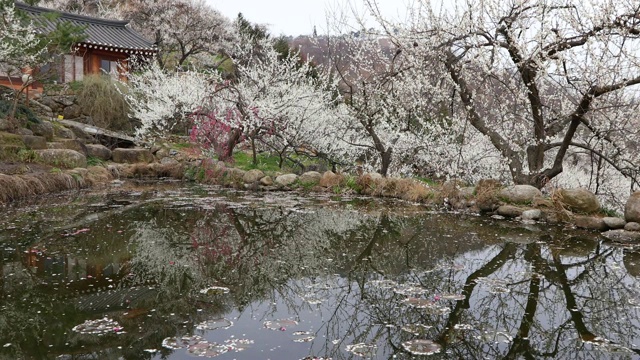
76, 74, 131, 131
0, 174, 31, 203
66, 169, 87, 188
474, 178, 503, 211
319, 171, 345, 188
546, 189, 573, 223
378, 178, 400, 197
118, 163, 154, 178
395, 178, 435, 203
428, 179, 461, 206
357, 173, 382, 195
150, 162, 185, 179
106, 164, 121, 179
116, 163, 184, 179
17, 175, 46, 195
0, 172, 87, 204
86, 166, 113, 186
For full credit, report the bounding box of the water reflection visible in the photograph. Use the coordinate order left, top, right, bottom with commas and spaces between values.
0, 185, 639, 359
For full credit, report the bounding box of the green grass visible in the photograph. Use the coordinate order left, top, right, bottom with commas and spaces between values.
17, 149, 41, 163
172, 142, 193, 150
231, 151, 282, 172
414, 176, 438, 186
87, 156, 105, 167
601, 207, 621, 218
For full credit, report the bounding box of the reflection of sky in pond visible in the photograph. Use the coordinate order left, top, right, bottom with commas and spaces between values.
0, 183, 639, 359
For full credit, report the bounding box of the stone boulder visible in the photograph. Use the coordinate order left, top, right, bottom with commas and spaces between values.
275, 173, 298, 187
497, 205, 524, 218
603, 217, 626, 230
14, 128, 33, 136
625, 191, 640, 223
260, 176, 274, 186
364, 172, 384, 181
299, 171, 322, 184
573, 215, 608, 231
243, 169, 265, 184
21, 135, 47, 150
521, 209, 542, 221
625, 222, 640, 232
112, 148, 154, 164
86, 144, 112, 161
36, 149, 87, 168
46, 142, 64, 149
61, 139, 88, 156
160, 157, 180, 166
28, 120, 54, 141
0, 118, 11, 131
557, 188, 600, 213
499, 185, 542, 204
63, 104, 83, 119
319, 171, 345, 188
222, 168, 245, 187
54, 125, 75, 139
601, 229, 640, 243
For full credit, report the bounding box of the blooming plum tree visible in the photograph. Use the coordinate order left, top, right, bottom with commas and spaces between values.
117, 0, 239, 69
366, 0, 640, 189
190, 36, 345, 165
123, 62, 217, 139
321, 26, 459, 177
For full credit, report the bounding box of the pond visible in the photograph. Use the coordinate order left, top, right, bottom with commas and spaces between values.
1, 182, 639, 359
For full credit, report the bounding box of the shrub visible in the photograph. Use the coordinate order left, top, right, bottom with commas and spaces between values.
75, 75, 131, 132
0, 98, 40, 125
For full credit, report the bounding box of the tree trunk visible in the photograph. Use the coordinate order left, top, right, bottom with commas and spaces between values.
222, 128, 243, 161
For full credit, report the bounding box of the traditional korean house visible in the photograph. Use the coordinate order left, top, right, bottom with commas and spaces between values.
0, 2, 156, 91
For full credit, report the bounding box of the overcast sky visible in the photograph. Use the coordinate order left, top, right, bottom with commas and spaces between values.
208, 0, 409, 36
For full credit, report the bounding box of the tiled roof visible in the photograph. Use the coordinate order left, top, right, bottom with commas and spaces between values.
14, 1, 157, 54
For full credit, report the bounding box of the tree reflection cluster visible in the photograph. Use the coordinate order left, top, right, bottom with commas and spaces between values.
0, 189, 640, 359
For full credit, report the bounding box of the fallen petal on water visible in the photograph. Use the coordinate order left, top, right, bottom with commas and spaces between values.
199, 286, 230, 295
196, 318, 233, 331
402, 297, 436, 309
264, 319, 299, 330
72, 317, 123, 335
187, 342, 229, 358
162, 335, 206, 350
224, 338, 254, 352
366, 279, 398, 290
394, 283, 428, 296
401, 323, 432, 336
454, 324, 474, 330
401, 339, 441, 355
475, 330, 513, 344
438, 293, 466, 301
345, 343, 377, 358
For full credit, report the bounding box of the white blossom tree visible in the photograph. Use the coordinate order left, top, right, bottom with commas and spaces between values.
122, 61, 217, 139
191, 36, 346, 164
365, 0, 640, 189
117, 0, 239, 69
1, 2, 42, 125
319, 23, 462, 177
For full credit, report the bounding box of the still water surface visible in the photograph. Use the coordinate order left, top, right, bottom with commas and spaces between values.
1, 182, 639, 359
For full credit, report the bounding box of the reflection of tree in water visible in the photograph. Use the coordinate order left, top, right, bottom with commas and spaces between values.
127, 200, 640, 359
4, 189, 640, 359
314, 222, 640, 360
